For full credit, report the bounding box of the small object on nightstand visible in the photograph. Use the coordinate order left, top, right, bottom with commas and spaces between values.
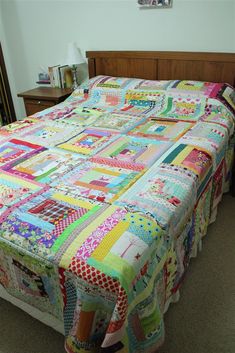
36, 80, 51, 85
36, 72, 51, 85
38, 72, 50, 81
17, 87, 72, 116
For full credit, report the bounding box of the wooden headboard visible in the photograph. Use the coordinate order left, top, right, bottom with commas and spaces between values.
86, 51, 235, 87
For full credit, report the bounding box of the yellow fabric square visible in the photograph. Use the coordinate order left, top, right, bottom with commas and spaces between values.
91, 221, 129, 262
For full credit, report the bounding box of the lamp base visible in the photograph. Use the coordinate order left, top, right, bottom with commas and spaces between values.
71, 65, 79, 90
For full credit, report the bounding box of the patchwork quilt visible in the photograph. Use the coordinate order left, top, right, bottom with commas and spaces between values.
0, 75, 235, 353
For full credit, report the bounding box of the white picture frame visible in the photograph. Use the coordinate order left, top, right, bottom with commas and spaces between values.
138, 0, 173, 9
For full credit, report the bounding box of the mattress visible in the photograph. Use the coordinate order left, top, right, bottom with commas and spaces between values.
0, 76, 234, 353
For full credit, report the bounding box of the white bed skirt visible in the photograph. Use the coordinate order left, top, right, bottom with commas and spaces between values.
0, 284, 64, 335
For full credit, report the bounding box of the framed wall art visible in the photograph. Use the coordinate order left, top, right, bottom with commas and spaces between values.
138, 0, 173, 8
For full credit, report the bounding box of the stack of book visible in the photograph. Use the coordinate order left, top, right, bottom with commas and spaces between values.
48, 65, 73, 88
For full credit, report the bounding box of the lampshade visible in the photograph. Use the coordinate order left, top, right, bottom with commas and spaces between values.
65, 42, 85, 66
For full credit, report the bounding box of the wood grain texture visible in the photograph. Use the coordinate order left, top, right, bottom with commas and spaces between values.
24, 100, 55, 116
90, 57, 157, 80
88, 58, 96, 78
0, 43, 16, 123
86, 51, 235, 86
18, 87, 72, 116
86, 51, 235, 62
17, 87, 72, 101
158, 60, 235, 86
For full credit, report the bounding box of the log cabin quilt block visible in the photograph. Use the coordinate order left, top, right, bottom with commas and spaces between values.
0, 243, 63, 319
91, 135, 173, 170
1, 148, 85, 184
112, 90, 166, 118
0, 188, 107, 261
57, 107, 104, 127
201, 99, 234, 136
19, 121, 84, 147
92, 112, 147, 133
0, 118, 41, 141
58, 128, 118, 155
52, 161, 143, 204
0, 139, 45, 168
152, 93, 207, 121
115, 162, 197, 235
0, 171, 45, 220
167, 80, 223, 97
128, 118, 194, 141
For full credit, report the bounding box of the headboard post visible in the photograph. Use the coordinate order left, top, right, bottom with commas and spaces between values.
88, 58, 96, 78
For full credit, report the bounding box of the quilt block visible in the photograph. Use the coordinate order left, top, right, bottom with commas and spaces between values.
88, 75, 139, 90
52, 161, 143, 204
180, 121, 228, 169
93, 112, 146, 133
58, 128, 118, 155
1, 148, 85, 183
0, 244, 63, 319
216, 84, 235, 114
132, 79, 172, 91
161, 142, 213, 198
58, 107, 104, 127
79, 88, 125, 111
152, 93, 206, 121
19, 121, 84, 147
201, 99, 234, 136
168, 80, 222, 97
112, 90, 166, 118
116, 163, 197, 235
91, 135, 172, 170
0, 171, 45, 221
0, 139, 45, 168
0, 118, 41, 141
0, 189, 107, 261
129, 118, 194, 141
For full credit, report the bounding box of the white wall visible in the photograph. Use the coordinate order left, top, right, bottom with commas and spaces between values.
1, 0, 235, 119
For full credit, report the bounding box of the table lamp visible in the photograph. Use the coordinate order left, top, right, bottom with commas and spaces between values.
65, 42, 85, 90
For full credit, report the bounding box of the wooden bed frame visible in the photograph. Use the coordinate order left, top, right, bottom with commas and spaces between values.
86, 51, 235, 86
86, 50, 235, 195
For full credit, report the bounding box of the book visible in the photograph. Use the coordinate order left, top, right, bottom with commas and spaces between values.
58, 65, 68, 88
48, 66, 54, 86
53, 65, 60, 87
62, 67, 73, 88
48, 65, 60, 87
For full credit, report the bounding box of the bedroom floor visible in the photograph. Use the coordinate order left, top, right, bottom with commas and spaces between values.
0, 194, 235, 353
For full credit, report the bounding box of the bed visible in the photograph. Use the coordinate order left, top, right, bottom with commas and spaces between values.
0, 50, 235, 353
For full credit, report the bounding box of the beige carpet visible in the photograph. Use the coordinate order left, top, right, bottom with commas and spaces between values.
0, 194, 235, 353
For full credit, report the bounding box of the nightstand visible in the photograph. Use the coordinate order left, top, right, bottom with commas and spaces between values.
17, 87, 72, 116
